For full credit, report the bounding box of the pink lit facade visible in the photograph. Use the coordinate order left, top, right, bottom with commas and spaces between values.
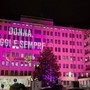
0, 16, 86, 87
78, 30, 90, 87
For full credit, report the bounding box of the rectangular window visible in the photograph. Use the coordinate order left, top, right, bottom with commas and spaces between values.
43, 31, 46, 35
58, 56, 61, 60
43, 39, 46, 42
4, 34, 6, 39
1, 70, 4, 75
63, 64, 65, 68
63, 48, 65, 52
80, 35, 82, 39
47, 31, 49, 35
26, 37, 28, 41
58, 32, 60, 36
55, 40, 57, 44
66, 48, 68, 52
58, 40, 60, 44
55, 32, 57, 36
62, 33, 64, 37
4, 26, 7, 30
65, 33, 68, 37
35, 30, 41, 34
50, 32, 53, 36
47, 39, 49, 43
50, 39, 53, 43
58, 48, 60, 52
8, 35, 11, 39
5, 70, 8, 75
55, 47, 57, 52
34, 38, 41, 42
0, 25, 2, 30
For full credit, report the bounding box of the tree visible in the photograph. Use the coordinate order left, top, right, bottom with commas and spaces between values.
34, 47, 60, 87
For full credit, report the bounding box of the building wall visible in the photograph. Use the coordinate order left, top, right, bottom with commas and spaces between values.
0, 18, 85, 85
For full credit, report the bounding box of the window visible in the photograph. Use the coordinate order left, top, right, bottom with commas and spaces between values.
50, 32, 53, 36
58, 48, 60, 52
24, 71, 27, 76
15, 62, 18, 66
63, 64, 65, 68
58, 32, 60, 36
1, 70, 4, 75
80, 35, 82, 39
81, 65, 83, 69
55, 40, 57, 44
35, 30, 41, 34
34, 38, 41, 42
28, 71, 31, 75
11, 62, 14, 66
43, 39, 46, 42
4, 26, 7, 30
21, 62, 24, 66
47, 31, 49, 35
20, 71, 23, 76
65, 33, 68, 37
63, 72, 66, 77
22, 36, 24, 41
26, 37, 28, 41
6, 61, 9, 66
11, 70, 14, 76
43, 31, 46, 35
62, 48, 65, 52
66, 48, 68, 52
62, 33, 64, 37
55, 32, 57, 36
0, 25, 2, 30
70, 64, 73, 69
78, 65, 80, 69
55, 47, 57, 52
8, 35, 11, 39
50, 39, 53, 43
5, 70, 8, 75
58, 40, 60, 44
2, 61, 5, 66
4, 34, 6, 39
29, 63, 31, 67
15, 70, 18, 76
58, 56, 61, 60
66, 64, 69, 68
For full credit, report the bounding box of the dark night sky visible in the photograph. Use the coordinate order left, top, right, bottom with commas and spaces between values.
0, 0, 90, 29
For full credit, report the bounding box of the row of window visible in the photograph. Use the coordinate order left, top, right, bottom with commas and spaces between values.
2, 52, 83, 61
56, 55, 83, 61
2, 61, 32, 67
55, 48, 83, 53
0, 70, 31, 76
62, 72, 84, 77
58, 63, 84, 69
0, 25, 82, 39
1, 35, 83, 46
2, 52, 38, 59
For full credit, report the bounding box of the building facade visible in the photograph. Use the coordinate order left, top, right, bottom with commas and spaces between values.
78, 30, 90, 88
0, 16, 86, 89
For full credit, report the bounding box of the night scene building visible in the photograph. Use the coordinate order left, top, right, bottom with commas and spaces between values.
0, 16, 88, 89
78, 30, 90, 87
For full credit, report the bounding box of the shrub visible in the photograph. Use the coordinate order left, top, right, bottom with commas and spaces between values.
10, 83, 25, 90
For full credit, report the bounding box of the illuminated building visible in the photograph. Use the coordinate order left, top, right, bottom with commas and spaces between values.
78, 30, 90, 87
0, 16, 85, 89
